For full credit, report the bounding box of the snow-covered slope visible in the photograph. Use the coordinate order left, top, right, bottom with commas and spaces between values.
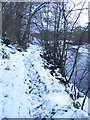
0, 39, 89, 118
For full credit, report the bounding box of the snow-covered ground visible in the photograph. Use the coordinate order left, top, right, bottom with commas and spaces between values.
0, 39, 89, 118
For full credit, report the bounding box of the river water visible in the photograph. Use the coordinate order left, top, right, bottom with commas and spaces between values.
66, 43, 90, 98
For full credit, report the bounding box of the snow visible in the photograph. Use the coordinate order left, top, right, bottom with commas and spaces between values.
72, 44, 89, 54
0, 39, 89, 118
79, 45, 89, 54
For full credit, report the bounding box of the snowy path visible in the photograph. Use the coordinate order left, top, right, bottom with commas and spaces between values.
0, 40, 89, 118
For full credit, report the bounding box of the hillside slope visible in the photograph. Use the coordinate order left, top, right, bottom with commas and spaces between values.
0, 38, 89, 118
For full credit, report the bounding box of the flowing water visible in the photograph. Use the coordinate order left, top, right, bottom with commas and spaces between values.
66, 43, 90, 98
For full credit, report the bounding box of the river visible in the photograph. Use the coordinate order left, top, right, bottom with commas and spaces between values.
66, 43, 90, 98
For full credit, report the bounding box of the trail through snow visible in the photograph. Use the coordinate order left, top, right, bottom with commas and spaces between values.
0, 39, 89, 118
